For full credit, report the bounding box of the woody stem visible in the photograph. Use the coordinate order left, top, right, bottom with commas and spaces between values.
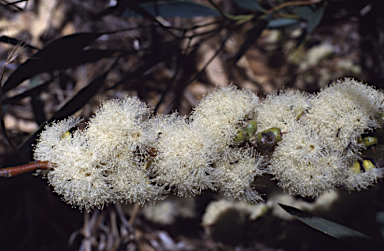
0, 161, 53, 177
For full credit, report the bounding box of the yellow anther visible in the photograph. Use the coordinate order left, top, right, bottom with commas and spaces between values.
351, 161, 361, 174
61, 131, 71, 139
362, 160, 375, 172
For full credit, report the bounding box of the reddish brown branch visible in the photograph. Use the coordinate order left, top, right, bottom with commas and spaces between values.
0, 161, 53, 177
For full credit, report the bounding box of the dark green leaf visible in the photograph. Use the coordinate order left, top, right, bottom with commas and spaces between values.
279, 204, 384, 251
125, 2, 165, 24
267, 18, 299, 29
294, 6, 314, 21
2, 49, 120, 96
2, 78, 53, 105
62, 49, 125, 68
376, 211, 384, 224
376, 212, 384, 239
294, 5, 325, 34
279, 204, 370, 239
2, 32, 102, 94
30, 76, 46, 124
17, 63, 113, 155
305, 7, 325, 34
0, 35, 39, 50
122, 1, 219, 18
234, 0, 265, 12
2, 50, 122, 104
51, 68, 110, 120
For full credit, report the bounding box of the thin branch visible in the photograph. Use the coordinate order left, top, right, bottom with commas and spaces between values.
0, 161, 53, 177
167, 19, 223, 32
115, 203, 133, 232
185, 28, 232, 86
128, 203, 141, 227
110, 209, 120, 250
81, 211, 92, 251
266, 0, 322, 14
207, 0, 227, 19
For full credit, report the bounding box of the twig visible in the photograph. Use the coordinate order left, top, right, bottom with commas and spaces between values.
266, 0, 322, 14
0, 161, 53, 177
81, 211, 92, 251
184, 26, 232, 87
128, 203, 141, 227
110, 209, 120, 250
115, 203, 133, 232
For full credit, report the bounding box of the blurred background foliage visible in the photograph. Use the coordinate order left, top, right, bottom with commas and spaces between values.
1, 0, 384, 250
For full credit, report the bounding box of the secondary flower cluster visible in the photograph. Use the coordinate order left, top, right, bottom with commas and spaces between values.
34, 78, 384, 210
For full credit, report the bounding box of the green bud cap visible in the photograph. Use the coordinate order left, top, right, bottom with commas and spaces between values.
244, 120, 258, 137
361, 136, 378, 148
379, 111, 384, 124
257, 128, 282, 146
233, 128, 248, 144
268, 127, 282, 142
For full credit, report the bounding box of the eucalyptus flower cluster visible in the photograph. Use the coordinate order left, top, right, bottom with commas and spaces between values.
34, 78, 384, 211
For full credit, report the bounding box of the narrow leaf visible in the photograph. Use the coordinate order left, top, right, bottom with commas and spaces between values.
0, 35, 39, 50
279, 204, 370, 239
2, 50, 122, 105
305, 7, 325, 34
17, 63, 114, 155
2, 78, 53, 105
59, 49, 125, 68
294, 5, 325, 34
51, 69, 109, 120
267, 18, 299, 29
30, 76, 46, 124
279, 204, 384, 251
122, 1, 219, 18
2, 32, 102, 94
234, 0, 265, 12
294, 6, 314, 21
